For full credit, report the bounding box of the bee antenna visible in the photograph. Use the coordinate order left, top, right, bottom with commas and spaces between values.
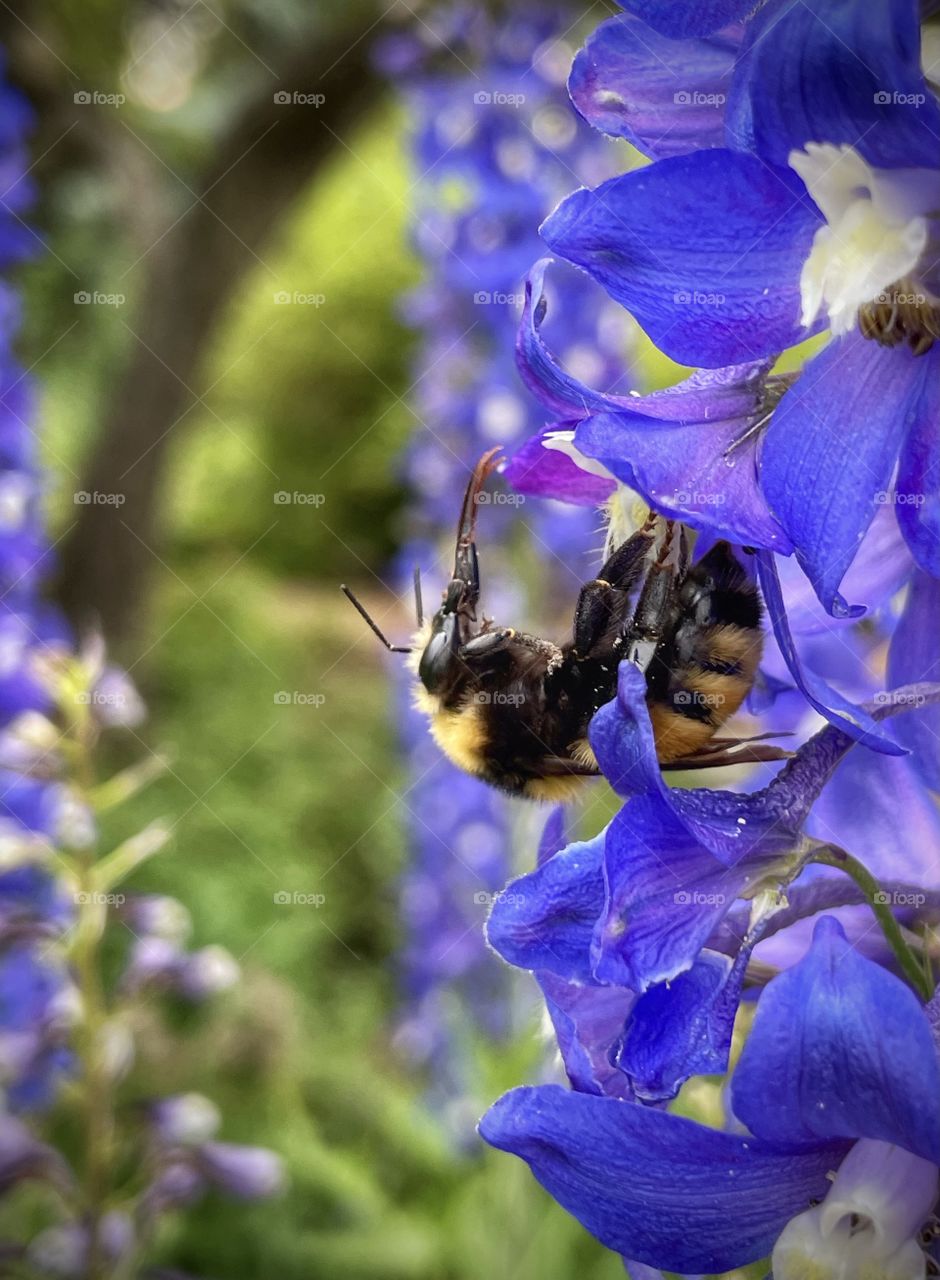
340, 585, 412, 653
413, 566, 424, 627
456, 447, 503, 550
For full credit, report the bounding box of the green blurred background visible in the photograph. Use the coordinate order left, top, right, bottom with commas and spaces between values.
0, 2, 755, 1276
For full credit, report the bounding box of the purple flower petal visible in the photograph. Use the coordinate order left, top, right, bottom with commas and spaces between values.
771, 503, 912, 636
616, 0, 758, 38
479, 1084, 848, 1273
576, 395, 792, 551
807, 737, 940, 887
887, 568, 940, 790
895, 347, 940, 575
590, 663, 827, 862
592, 797, 758, 990
515, 259, 639, 419
615, 946, 750, 1099
570, 15, 738, 158
484, 834, 606, 983
504, 422, 616, 505
728, 0, 940, 168
732, 917, 940, 1163
198, 1142, 285, 1200
537, 805, 569, 867
756, 551, 906, 754
759, 334, 927, 617
541, 151, 822, 368
588, 663, 665, 801
538, 972, 636, 1099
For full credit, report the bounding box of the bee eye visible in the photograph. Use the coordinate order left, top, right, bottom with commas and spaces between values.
418, 616, 457, 693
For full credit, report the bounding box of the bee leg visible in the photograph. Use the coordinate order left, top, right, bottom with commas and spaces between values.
572, 580, 619, 658
597, 527, 655, 591
676, 525, 691, 585
623, 524, 681, 669
572, 528, 656, 659
458, 628, 514, 659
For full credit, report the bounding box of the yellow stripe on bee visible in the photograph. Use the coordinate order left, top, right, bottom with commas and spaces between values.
419, 696, 489, 777
523, 775, 590, 803
648, 706, 717, 763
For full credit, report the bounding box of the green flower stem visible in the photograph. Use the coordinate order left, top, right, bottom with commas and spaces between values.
71, 882, 110, 1280
65, 702, 111, 1280
811, 845, 934, 1001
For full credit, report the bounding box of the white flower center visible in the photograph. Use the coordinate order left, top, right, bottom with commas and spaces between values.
790, 143, 939, 337
772, 1140, 938, 1280
542, 430, 652, 553
542, 429, 616, 481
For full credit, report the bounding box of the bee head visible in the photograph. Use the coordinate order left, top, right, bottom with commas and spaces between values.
418, 449, 501, 695
419, 546, 480, 694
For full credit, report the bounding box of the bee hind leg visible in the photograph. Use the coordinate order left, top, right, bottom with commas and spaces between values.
624, 524, 681, 669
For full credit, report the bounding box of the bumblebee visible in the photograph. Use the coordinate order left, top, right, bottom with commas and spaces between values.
342, 449, 788, 800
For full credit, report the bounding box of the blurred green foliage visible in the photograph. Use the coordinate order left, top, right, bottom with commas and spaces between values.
164, 109, 420, 578
21, 68, 636, 1280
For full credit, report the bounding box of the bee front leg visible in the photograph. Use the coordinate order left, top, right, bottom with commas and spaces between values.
458, 628, 514, 659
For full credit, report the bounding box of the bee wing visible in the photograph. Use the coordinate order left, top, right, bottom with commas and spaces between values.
661, 739, 794, 771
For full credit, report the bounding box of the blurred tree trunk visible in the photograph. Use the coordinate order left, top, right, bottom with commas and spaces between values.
53, 26, 385, 648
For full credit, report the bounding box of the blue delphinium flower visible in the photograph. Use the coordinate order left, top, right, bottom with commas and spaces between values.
481, 916, 940, 1276
505, 251, 935, 755
538, 0, 940, 606
453, 7, 940, 1278
486, 660, 940, 1100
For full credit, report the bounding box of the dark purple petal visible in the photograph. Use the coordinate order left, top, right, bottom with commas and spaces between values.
0, 773, 68, 836
887, 569, 940, 791
592, 797, 756, 990
732, 917, 940, 1163
484, 834, 606, 982
570, 15, 737, 158
617, 0, 759, 38
538, 972, 636, 1099
504, 423, 616, 505
591, 663, 812, 863
479, 1084, 848, 1273
771, 503, 913, 637
760, 334, 927, 616
541, 152, 822, 368
727, 0, 940, 168
588, 663, 665, 800
756, 551, 906, 754
640, 362, 778, 424
895, 346, 940, 575
515, 259, 640, 419
615, 946, 750, 1100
